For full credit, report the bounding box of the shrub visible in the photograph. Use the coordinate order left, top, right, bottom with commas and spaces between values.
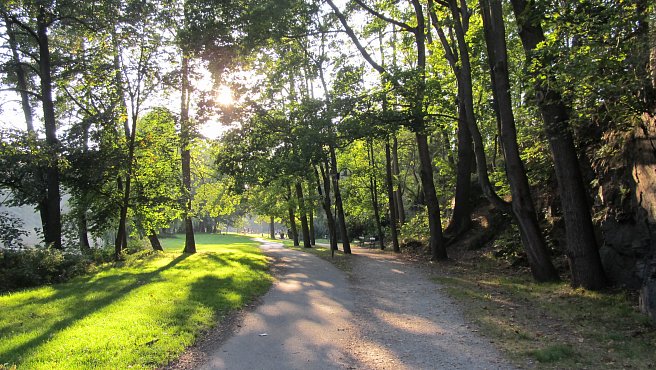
0, 246, 113, 292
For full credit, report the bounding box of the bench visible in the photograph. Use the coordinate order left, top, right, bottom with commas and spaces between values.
357, 236, 377, 248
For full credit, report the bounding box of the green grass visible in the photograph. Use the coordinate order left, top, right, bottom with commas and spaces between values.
0, 233, 272, 369
433, 255, 656, 369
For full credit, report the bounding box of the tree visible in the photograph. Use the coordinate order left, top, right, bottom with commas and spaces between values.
510, 0, 606, 289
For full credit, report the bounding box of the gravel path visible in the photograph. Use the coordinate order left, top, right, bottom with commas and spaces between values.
197, 240, 515, 369
346, 247, 514, 369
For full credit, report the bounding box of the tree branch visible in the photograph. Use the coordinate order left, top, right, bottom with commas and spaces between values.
351, 0, 415, 32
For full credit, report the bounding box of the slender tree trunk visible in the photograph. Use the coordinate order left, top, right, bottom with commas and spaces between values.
480, 0, 559, 282
148, 233, 163, 251
269, 215, 275, 239
37, 6, 61, 250
5, 15, 52, 240
510, 0, 606, 289
4, 16, 34, 132
180, 54, 196, 253
295, 182, 312, 248
385, 139, 400, 252
317, 165, 338, 251
330, 145, 351, 253
392, 136, 406, 224
309, 202, 316, 246
410, 0, 447, 260
287, 185, 299, 247
78, 213, 91, 252
446, 0, 510, 213
368, 141, 385, 249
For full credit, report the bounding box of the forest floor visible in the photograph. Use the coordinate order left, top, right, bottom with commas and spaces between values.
168, 239, 515, 369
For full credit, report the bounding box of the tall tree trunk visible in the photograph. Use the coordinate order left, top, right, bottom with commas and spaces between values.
410, 0, 447, 260
385, 139, 400, 252
392, 136, 406, 224
148, 233, 163, 251
287, 185, 299, 247
368, 141, 385, 249
309, 201, 316, 246
78, 212, 91, 253
480, 0, 559, 282
316, 165, 338, 251
180, 54, 196, 253
269, 215, 275, 239
37, 6, 61, 250
510, 0, 606, 289
111, 26, 132, 258
4, 15, 34, 132
330, 145, 351, 253
5, 15, 51, 240
446, 0, 510, 213
446, 95, 474, 237
417, 133, 448, 260
295, 182, 312, 248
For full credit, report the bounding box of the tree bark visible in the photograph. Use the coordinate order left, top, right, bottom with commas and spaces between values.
148, 233, 163, 251
317, 164, 338, 251
392, 136, 406, 224
269, 215, 275, 239
287, 185, 299, 246
330, 145, 351, 253
368, 140, 385, 249
385, 139, 400, 252
180, 53, 196, 253
446, 95, 474, 237
510, 0, 606, 289
308, 200, 316, 246
37, 5, 62, 250
480, 0, 559, 282
295, 182, 312, 248
78, 212, 91, 253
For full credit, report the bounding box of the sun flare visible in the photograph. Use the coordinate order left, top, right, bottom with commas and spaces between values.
216, 85, 234, 106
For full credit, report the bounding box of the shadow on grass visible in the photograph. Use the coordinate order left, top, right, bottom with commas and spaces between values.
0, 254, 191, 363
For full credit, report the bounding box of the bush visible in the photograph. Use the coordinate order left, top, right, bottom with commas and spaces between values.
0, 246, 113, 292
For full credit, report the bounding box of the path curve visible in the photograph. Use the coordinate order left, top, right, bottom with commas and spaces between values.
200, 240, 515, 369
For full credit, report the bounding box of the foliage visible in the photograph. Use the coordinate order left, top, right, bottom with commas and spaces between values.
0, 234, 271, 369
399, 209, 429, 244
0, 247, 112, 292
0, 211, 27, 248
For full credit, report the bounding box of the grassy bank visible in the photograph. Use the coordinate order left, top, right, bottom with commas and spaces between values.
0, 234, 271, 369
434, 255, 656, 369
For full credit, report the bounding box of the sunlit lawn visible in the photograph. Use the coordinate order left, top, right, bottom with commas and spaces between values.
0, 233, 271, 369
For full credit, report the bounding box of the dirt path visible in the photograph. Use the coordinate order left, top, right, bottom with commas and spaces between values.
193, 240, 515, 369
346, 247, 514, 369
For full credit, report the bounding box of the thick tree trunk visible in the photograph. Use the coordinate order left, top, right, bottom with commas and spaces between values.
510, 0, 606, 289
317, 165, 338, 251
480, 0, 559, 282
368, 141, 385, 249
392, 136, 406, 224
446, 97, 474, 237
37, 6, 61, 250
148, 233, 163, 251
385, 139, 400, 252
417, 133, 448, 260
180, 54, 196, 253
330, 146, 351, 253
269, 215, 276, 239
295, 182, 312, 248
